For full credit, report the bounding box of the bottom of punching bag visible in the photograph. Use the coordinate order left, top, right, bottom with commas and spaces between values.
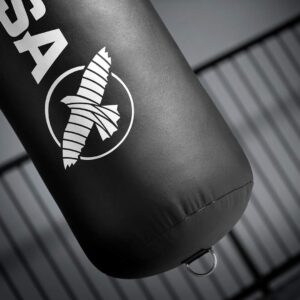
81, 180, 252, 279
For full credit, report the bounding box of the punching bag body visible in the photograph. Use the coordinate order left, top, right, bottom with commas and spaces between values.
0, 0, 253, 278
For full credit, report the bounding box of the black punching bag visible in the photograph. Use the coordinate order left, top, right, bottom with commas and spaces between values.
0, 0, 253, 278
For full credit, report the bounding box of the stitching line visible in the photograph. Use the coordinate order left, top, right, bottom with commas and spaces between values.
142, 180, 253, 250
101, 180, 253, 272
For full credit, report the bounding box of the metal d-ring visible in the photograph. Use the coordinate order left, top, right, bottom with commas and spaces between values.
185, 248, 218, 277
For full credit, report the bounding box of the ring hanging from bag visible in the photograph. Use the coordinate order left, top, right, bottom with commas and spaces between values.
185, 248, 218, 277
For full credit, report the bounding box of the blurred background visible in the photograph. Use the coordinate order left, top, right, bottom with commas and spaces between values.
1, 0, 300, 299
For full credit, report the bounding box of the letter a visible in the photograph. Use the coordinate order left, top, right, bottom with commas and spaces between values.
14, 29, 68, 84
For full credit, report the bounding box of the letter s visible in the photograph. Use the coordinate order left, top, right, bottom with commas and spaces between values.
0, 0, 45, 37
0, 0, 29, 37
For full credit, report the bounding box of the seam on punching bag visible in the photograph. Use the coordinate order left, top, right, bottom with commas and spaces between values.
143, 180, 253, 248
116, 180, 253, 267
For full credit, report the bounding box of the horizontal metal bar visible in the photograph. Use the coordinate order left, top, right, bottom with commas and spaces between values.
228, 253, 300, 300
0, 154, 29, 176
193, 14, 300, 73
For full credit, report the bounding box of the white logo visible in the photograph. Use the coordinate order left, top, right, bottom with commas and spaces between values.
45, 47, 134, 169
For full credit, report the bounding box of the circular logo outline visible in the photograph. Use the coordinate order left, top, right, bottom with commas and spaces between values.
45, 66, 134, 160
